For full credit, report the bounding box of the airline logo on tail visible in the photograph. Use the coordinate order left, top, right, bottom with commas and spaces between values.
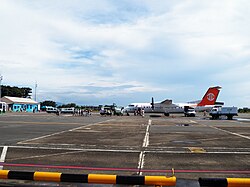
197, 86, 221, 106
207, 93, 215, 101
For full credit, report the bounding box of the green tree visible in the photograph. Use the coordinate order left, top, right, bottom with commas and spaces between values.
21, 87, 32, 98
58, 103, 76, 108
238, 108, 250, 113
1, 85, 32, 98
40, 100, 57, 107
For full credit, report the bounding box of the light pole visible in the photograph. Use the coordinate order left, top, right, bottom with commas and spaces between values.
34, 81, 37, 101
0, 75, 3, 101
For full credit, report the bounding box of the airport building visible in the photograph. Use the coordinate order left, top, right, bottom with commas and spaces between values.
1, 96, 40, 112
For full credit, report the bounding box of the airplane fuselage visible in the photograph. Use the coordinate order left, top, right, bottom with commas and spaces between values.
123, 86, 222, 115
123, 102, 184, 114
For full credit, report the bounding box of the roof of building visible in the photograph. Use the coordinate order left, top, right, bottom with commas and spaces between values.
1, 96, 38, 104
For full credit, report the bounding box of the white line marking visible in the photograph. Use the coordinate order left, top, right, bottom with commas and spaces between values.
1, 145, 250, 155
18, 129, 71, 144
9, 144, 250, 151
236, 118, 250, 122
142, 124, 150, 147
18, 119, 114, 144
68, 119, 114, 131
209, 126, 250, 140
8, 150, 86, 161
137, 151, 145, 175
0, 121, 84, 125
146, 151, 250, 154
4, 145, 140, 153
189, 120, 197, 123
137, 119, 151, 175
0, 146, 8, 169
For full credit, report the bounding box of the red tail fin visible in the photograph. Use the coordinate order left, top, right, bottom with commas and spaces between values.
197, 86, 221, 106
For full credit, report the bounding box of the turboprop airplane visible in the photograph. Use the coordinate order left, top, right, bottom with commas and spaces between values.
123, 86, 222, 116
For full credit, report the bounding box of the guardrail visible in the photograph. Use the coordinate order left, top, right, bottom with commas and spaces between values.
1, 170, 250, 186
0, 170, 176, 186
199, 178, 250, 187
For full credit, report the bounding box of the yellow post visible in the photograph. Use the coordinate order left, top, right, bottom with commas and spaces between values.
88, 174, 116, 184
145, 176, 176, 186
0, 170, 9, 179
227, 178, 250, 187
34, 171, 61, 182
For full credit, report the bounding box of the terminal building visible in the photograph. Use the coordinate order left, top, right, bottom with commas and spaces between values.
1, 96, 40, 112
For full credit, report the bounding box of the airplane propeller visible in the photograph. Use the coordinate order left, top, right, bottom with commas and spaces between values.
151, 97, 154, 110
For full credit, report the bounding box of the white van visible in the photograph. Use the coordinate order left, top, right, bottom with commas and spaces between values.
0, 102, 7, 113
46, 107, 58, 113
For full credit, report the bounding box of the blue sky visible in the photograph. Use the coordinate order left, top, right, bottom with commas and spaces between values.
0, 0, 250, 107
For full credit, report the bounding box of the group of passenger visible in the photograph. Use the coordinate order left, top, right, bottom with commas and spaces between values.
134, 107, 145, 117
73, 109, 92, 116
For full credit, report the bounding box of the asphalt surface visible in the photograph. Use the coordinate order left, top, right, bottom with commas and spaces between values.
0, 112, 250, 186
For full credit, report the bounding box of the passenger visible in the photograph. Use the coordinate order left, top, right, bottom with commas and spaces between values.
137, 108, 141, 116
86, 109, 90, 117
142, 108, 145, 118
56, 109, 60, 116
107, 110, 111, 116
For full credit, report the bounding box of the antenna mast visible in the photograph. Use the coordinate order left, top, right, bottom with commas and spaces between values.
0, 75, 3, 101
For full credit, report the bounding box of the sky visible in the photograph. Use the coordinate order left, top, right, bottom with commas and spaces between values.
0, 0, 250, 107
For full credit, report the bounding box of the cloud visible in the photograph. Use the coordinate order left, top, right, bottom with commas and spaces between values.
0, 0, 250, 107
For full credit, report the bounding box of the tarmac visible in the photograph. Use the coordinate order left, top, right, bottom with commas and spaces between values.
0, 112, 250, 186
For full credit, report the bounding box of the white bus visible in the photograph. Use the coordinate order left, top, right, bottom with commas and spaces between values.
46, 106, 58, 113
60, 107, 75, 114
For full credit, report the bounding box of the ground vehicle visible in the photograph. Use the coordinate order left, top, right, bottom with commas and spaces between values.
100, 107, 112, 116
100, 104, 123, 116
184, 108, 196, 117
60, 107, 75, 114
114, 107, 123, 116
0, 102, 7, 113
209, 107, 238, 120
46, 107, 58, 113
